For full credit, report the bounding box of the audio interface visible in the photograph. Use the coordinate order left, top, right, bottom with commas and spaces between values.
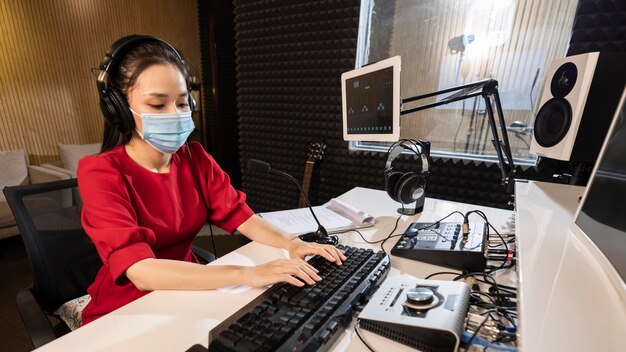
390, 222, 488, 271
358, 275, 470, 352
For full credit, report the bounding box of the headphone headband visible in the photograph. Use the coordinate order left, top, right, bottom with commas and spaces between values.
97, 35, 183, 93
383, 139, 430, 206
384, 139, 430, 174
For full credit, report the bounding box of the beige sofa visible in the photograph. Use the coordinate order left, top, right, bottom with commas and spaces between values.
0, 149, 70, 240
41, 143, 101, 179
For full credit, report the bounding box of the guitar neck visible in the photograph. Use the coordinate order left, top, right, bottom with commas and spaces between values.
298, 161, 315, 208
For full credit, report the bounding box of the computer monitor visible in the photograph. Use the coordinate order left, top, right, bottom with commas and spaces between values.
574, 85, 626, 288
341, 56, 401, 142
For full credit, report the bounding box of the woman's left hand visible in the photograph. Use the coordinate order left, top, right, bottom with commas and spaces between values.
287, 239, 347, 265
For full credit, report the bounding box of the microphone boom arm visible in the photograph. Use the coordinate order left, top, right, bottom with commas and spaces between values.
248, 159, 336, 245
400, 79, 516, 192
269, 169, 325, 230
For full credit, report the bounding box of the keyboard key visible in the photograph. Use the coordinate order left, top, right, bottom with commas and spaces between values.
327, 320, 339, 333
319, 329, 331, 343
236, 338, 259, 352
216, 330, 240, 348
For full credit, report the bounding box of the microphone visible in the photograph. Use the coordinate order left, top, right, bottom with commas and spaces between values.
247, 159, 338, 245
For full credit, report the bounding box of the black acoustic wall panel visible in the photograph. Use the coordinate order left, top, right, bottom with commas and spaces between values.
233, 0, 517, 213
568, 0, 626, 56
198, 0, 214, 151
234, 0, 363, 212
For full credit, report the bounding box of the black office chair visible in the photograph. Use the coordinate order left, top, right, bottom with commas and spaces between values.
3, 178, 215, 348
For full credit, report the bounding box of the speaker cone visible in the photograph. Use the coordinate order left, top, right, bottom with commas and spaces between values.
534, 98, 573, 148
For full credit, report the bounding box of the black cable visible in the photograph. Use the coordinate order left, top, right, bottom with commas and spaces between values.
332, 211, 404, 255
463, 210, 512, 274
486, 259, 516, 273
208, 224, 217, 257
486, 285, 517, 297
380, 212, 403, 254
471, 291, 496, 305
185, 143, 219, 259
456, 272, 501, 305
424, 271, 462, 280
469, 210, 508, 254
464, 272, 518, 332
486, 281, 517, 292
467, 310, 495, 347
355, 319, 376, 352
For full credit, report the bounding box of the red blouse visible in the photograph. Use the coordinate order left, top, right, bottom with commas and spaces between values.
77, 142, 253, 325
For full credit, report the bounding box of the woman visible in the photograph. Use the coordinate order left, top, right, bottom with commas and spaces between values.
78, 35, 345, 325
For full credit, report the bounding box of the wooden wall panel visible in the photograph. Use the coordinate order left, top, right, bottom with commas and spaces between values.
0, 0, 200, 165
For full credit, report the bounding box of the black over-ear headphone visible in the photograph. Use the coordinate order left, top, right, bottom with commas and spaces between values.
384, 139, 430, 204
96, 34, 196, 134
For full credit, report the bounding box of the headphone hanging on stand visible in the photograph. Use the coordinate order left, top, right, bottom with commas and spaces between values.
96, 34, 196, 134
384, 139, 430, 214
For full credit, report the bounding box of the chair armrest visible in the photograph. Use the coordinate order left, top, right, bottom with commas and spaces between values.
191, 245, 216, 264
28, 165, 70, 184
40, 164, 76, 179
16, 288, 58, 348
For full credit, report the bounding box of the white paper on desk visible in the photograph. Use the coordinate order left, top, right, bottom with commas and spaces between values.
326, 198, 374, 225
259, 198, 375, 235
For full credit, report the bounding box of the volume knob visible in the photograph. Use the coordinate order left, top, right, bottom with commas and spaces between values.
403, 286, 440, 311
406, 287, 434, 305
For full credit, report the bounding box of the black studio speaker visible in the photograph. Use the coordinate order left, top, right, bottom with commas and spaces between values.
530, 52, 626, 162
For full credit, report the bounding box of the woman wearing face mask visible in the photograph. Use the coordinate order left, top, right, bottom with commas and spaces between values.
77, 35, 346, 325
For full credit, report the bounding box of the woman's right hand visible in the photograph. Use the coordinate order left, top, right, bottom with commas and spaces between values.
242, 259, 322, 287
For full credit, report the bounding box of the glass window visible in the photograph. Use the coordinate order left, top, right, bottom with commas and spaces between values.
355, 0, 578, 163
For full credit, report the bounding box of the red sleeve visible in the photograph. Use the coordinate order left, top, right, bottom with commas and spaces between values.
188, 142, 254, 233
77, 155, 156, 284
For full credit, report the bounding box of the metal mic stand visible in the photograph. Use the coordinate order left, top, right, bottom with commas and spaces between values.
400, 79, 516, 193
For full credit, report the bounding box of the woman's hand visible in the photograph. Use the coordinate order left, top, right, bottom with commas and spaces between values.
242, 259, 322, 287
287, 238, 347, 265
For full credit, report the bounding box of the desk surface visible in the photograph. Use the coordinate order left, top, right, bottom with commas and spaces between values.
35, 187, 514, 352
515, 180, 626, 352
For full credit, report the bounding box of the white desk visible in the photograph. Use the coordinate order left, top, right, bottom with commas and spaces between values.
35, 187, 514, 352
515, 180, 626, 352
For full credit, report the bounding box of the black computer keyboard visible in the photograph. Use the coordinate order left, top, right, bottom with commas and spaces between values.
208, 245, 391, 352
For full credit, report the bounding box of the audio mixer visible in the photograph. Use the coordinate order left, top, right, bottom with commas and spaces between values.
390, 222, 488, 271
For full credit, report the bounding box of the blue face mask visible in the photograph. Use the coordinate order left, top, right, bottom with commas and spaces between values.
130, 108, 195, 154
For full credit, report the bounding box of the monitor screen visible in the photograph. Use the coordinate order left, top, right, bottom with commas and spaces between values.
341, 56, 400, 142
575, 86, 626, 283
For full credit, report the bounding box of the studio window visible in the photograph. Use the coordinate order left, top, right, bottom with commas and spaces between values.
354, 0, 578, 163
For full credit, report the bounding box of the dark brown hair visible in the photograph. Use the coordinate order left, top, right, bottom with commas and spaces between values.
100, 40, 194, 153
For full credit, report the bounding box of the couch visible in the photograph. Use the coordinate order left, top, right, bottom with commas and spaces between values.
41, 143, 102, 179
0, 149, 70, 240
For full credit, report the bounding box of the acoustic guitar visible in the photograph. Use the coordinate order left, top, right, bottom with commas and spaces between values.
298, 142, 326, 208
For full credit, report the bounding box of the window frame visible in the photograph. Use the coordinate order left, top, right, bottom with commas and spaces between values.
351, 0, 577, 167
